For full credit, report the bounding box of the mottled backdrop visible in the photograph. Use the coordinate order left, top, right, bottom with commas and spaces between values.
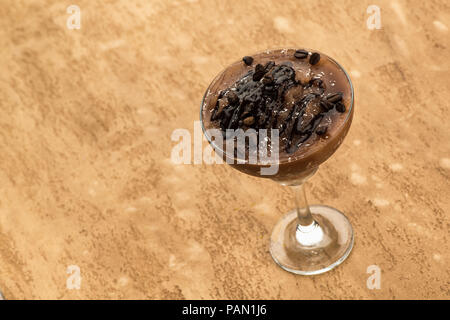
0, 0, 448, 299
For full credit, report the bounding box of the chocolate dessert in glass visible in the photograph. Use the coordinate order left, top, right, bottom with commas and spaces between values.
200, 48, 354, 275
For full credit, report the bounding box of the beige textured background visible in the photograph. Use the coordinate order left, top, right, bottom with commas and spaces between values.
0, 0, 449, 299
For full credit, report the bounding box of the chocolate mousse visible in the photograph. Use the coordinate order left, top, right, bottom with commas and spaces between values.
201, 48, 354, 184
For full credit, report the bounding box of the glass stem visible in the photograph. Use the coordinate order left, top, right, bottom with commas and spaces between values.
293, 183, 314, 227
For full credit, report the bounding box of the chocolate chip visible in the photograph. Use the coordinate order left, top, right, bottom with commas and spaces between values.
316, 125, 328, 135
326, 92, 343, 103
243, 56, 254, 66
335, 102, 346, 113
309, 52, 320, 65
294, 49, 309, 59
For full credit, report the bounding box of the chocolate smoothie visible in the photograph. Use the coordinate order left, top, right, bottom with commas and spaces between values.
201, 48, 354, 185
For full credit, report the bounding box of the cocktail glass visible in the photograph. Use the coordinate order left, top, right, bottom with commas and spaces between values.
200, 49, 354, 275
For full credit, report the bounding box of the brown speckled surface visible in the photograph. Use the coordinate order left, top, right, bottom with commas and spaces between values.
0, 0, 449, 299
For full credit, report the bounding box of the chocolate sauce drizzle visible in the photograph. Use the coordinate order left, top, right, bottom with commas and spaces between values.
210, 52, 345, 154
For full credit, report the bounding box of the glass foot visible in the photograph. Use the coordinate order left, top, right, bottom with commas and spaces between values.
270, 205, 354, 275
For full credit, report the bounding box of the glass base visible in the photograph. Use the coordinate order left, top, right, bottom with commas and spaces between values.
270, 205, 354, 275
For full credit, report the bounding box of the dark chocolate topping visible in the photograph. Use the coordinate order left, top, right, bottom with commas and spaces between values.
210, 54, 345, 154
